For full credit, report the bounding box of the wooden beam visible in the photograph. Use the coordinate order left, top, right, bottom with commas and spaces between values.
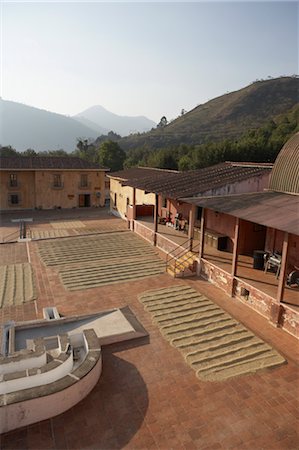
199, 208, 205, 260
276, 232, 289, 305
231, 218, 240, 277
153, 193, 159, 246
131, 187, 136, 231
188, 205, 196, 251
231, 217, 240, 296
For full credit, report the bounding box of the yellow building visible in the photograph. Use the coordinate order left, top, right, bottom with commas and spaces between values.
107, 167, 177, 219
0, 156, 108, 210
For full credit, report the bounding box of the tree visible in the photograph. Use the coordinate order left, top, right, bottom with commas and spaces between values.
38, 149, 69, 157
178, 155, 193, 171
0, 145, 18, 157
157, 116, 168, 128
73, 138, 97, 162
22, 148, 37, 156
97, 140, 126, 172
76, 138, 89, 154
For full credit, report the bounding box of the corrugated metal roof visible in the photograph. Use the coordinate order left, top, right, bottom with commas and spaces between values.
182, 191, 299, 235
0, 156, 107, 170
269, 132, 299, 194
123, 162, 272, 198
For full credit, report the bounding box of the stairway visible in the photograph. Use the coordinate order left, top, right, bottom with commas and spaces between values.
166, 240, 199, 278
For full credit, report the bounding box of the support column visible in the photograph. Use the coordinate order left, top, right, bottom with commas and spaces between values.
188, 205, 196, 251
231, 217, 240, 296
153, 193, 159, 246
198, 208, 205, 260
271, 232, 289, 325
131, 187, 136, 231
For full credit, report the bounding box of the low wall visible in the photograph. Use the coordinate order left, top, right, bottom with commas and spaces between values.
281, 306, 299, 339
199, 258, 299, 339
134, 221, 155, 244
156, 233, 184, 256
134, 221, 186, 256
199, 259, 233, 294
234, 277, 272, 319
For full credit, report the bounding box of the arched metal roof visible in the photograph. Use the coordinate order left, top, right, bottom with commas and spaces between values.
269, 133, 299, 195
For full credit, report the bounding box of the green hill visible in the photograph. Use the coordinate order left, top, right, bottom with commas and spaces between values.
119, 76, 299, 151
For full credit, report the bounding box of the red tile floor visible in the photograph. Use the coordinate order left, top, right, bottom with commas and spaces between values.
0, 211, 299, 450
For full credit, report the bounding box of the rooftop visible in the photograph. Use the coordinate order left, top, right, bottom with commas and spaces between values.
269, 132, 299, 195
123, 162, 272, 198
108, 166, 179, 181
182, 190, 299, 235
0, 156, 108, 171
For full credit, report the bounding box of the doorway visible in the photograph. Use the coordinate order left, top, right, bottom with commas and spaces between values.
79, 194, 91, 207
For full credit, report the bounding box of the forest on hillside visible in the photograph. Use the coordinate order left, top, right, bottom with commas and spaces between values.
1, 105, 298, 172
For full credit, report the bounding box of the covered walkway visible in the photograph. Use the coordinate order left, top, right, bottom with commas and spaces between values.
135, 217, 299, 327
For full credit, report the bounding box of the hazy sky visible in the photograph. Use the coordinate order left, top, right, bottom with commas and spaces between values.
1, 1, 298, 122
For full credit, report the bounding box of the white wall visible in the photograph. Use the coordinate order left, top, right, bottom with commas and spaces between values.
0, 353, 73, 395
0, 352, 47, 376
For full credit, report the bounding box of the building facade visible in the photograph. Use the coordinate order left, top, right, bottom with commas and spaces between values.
0, 157, 108, 210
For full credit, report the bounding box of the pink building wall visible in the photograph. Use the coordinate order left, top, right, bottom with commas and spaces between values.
158, 171, 270, 226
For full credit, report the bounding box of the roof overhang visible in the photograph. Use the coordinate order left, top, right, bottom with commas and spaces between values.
0, 168, 108, 172
181, 191, 299, 235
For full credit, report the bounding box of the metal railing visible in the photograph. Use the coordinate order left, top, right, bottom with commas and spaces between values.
166, 238, 200, 278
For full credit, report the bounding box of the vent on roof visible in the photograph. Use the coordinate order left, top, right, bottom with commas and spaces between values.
43, 307, 60, 320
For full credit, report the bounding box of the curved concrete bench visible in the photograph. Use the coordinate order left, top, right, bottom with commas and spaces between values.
0, 329, 102, 434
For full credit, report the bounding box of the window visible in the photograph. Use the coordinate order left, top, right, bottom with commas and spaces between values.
114, 193, 117, 207
9, 174, 18, 187
162, 196, 167, 208
9, 194, 19, 205
80, 174, 88, 187
53, 174, 62, 187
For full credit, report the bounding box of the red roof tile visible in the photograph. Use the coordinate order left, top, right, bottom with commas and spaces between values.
0, 156, 108, 170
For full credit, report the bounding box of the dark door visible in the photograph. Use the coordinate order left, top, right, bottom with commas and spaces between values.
84, 194, 90, 207
79, 194, 90, 207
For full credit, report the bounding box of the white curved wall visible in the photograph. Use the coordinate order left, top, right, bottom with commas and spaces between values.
0, 354, 74, 395
0, 355, 102, 434
0, 352, 47, 376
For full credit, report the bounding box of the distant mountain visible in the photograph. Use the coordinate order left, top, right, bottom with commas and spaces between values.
72, 115, 109, 135
74, 105, 156, 136
0, 99, 99, 152
119, 76, 299, 151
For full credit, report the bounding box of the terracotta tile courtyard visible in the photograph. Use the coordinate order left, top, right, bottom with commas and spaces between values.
0, 209, 298, 450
